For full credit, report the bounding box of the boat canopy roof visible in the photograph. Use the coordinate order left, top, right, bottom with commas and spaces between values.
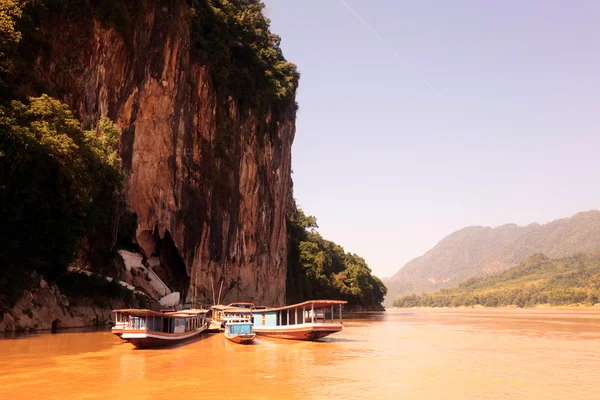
112, 308, 208, 318
224, 307, 252, 314
167, 309, 209, 316
211, 304, 232, 311
211, 305, 252, 313
227, 302, 254, 307
252, 300, 347, 313
224, 317, 252, 324
112, 309, 165, 317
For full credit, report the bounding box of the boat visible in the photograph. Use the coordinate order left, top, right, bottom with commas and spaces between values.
111, 310, 129, 339
227, 302, 254, 309
112, 308, 209, 349
209, 304, 254, 331
223, 317, 256, 344
251, 300, 347, 341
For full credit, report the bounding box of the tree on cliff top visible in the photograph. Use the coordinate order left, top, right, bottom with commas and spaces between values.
0, 0, 21, 46
0, 95, 123, 299
189, 0, 299, 110
0, 0, 21, 89
287, 209, 387, 309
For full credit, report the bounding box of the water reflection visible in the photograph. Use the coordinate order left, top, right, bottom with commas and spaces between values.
119, 350, 147, 378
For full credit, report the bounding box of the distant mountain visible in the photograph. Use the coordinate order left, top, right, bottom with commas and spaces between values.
385, 210, 600, 305
393, 253, 600, 308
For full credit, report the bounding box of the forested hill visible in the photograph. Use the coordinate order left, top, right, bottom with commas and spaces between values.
393, 253, 600, 308
385, 210, 600, 304
286, 209, 387, 310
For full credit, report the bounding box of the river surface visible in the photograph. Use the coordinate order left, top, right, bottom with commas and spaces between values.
1, 308, 600, 399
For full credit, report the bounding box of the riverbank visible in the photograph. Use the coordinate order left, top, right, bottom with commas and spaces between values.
0, 271, 383, 332
0, 271, 156, 332
0, 281, 128, 332
390, 303, 600, 311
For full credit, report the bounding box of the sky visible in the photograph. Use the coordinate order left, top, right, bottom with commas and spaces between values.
262, 0, 600, 278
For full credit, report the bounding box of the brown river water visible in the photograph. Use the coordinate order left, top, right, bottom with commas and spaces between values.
1, 309, 600, 400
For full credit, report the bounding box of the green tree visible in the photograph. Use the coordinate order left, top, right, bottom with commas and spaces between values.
0, 0, 21, 46
0, 0, 21, 89
0, 95, 123, 298
188, 0, 299, 110
286, 208, 387, 309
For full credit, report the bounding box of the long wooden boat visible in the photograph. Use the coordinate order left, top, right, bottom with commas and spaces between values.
210, 304, 254, 331
112, 308, 209, 349
251, 300, 347, 341
223, 317, 256, 344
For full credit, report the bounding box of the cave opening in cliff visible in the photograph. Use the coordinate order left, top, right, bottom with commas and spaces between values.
51, 319, 60, 333
153, 230, 190, 300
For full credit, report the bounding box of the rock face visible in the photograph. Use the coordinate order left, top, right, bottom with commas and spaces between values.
24, 4, 295, 306
0, 275, 129, 332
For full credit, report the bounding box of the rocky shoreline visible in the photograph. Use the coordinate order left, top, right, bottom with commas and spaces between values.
0, 272, 142, 332
0, 274, 385, 332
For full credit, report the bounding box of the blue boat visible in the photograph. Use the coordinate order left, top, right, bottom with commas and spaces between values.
223, 317, 256, 344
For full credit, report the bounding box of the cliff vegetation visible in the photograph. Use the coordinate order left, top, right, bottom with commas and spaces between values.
286, 209, 387, 310
188, 0, 299, 110
393, 253, 600, 308
0, 94, 125, 301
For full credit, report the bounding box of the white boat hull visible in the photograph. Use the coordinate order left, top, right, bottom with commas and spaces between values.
224, 332, 256, 344
253, 323, 342, 341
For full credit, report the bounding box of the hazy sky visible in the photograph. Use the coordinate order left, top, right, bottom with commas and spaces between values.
263, 0, 600, 278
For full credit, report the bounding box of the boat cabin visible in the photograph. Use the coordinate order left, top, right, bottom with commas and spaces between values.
113, 311, 128, 329
211, 305, 253, 324
224, 307, 253, 319
223, 317, 254, 335
112, 309, 208, 335
252, 300, 346, 329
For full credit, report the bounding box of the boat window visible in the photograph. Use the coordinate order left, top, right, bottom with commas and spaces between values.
229, 324, 253, 335
147, 316, 154, 331
173, 318, 186, 333
129, 316, 146, 330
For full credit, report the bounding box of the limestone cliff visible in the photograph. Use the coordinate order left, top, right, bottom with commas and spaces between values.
17, 2, 296, 306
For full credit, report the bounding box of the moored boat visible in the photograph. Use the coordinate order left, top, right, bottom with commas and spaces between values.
210, 304, 254, 331
111, 310, 129, 339
113, 308, 209, 349
251, 300, 347, 341
223, 317, 256, 344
